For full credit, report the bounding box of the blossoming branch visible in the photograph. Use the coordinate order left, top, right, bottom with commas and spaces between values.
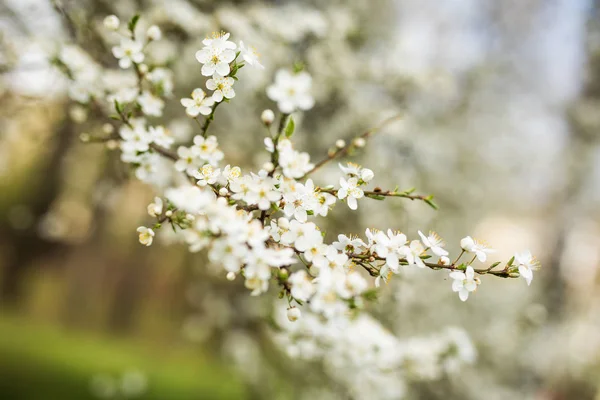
56, 14, 540, 324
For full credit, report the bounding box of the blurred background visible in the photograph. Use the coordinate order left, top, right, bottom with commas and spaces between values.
1, 0, 600, 399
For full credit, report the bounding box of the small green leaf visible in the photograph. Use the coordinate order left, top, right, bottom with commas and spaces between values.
128, 14, 140, 32
284, 116, 295, 138
488, 261, 501, 270
424, 195, 438, 210
420, 255, 432, 260
365, 193, 386, 200
506, 256, 515, 267
113, 100, 123, 114
361, 289, 378, 301
293, 61, 305, 73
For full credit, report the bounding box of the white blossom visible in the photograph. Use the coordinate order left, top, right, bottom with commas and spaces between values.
418, 231, 449, 257
514, 250, 538, 286
339, 162, 374, 183
401, 240, 427, 268
337, 177, 364, 210
146, 68, 174, 96
239, 41, 264, 69
193, 164, 220, 186
373, 230, 407, 272
206, 74, 235, 102
460, 236, 495, 263
147, 197, 163, 217
112, 39, 144, 69
137, 226, 155, 246
267, 69, 314, 113
148, 125, 174, 148
289, 270, 315, 302
195, 32, 236, 77
192, 135, 224, 166
449, 266, 480, 302
138, 91, 164, 116
333, 234, 366, 254
180, 89, 214, 117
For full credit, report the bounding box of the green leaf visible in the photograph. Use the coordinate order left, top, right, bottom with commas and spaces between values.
113, 100, 123, 114
420, 255, 432, 260
365, 193, 386, 200
284, 116, 295, 138
293, 61, 305, 73
488, 261, 501, 270
424, 195, 438, 210
506, 256, 515, 267
361, 289, 378, 301
128, 14, 140, 32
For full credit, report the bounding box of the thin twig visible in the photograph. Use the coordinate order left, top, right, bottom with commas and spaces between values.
303, 113, 403, 178
349, 253, 512, 278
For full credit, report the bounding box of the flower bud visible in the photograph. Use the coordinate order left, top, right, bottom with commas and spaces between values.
261, 109, 275, 125
138, 64, 149, 74
262, 161, 275, 172
460, 236, 475, 252
287, 307, 301, 322
335, 139, 346, 148
106, 140, 119, 150
226, 272, 236, 281
102, 123, 114, 134
165, 210, 173, 217
70, 105, 87, 123
439, 256, 450, 266
219, 187, 228, 196
277, 217, 290, 230
353, 137, 366, 148
146, 25, 162, 41
103, 15, 120, 31
360, 168, 374, 182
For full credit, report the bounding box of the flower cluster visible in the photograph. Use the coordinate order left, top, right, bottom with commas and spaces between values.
194, 32, 263, 104
61, 15, 540, 314
334, 228, 535, 301
265, 137, 315, 179
59, 15, 541, 394
273, 306, 476, 400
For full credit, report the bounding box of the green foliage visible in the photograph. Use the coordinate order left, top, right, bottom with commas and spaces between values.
128, 15, 141, 33
0, 316, 245, 400
284, 116, 295, 138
